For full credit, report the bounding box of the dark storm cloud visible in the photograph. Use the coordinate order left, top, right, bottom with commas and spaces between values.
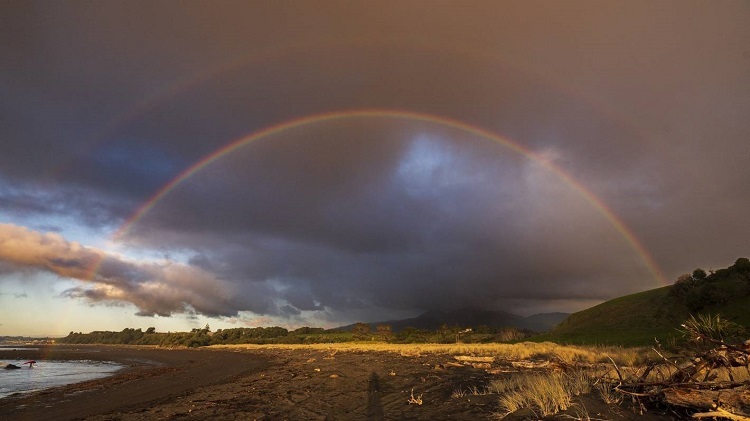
1, 2, 748, 321
0, 176, 133, 230
125, 125, 652, 317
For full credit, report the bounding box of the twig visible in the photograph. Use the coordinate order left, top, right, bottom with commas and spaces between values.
613, 386, 655, 397
638, 362, 656, 382
652, 347, 682, 371
703, 337, 750, 356
606, 354, 623, 381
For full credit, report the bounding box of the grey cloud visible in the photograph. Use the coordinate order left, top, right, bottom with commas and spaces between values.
0, 291, 28, 299
1, 3, 748, 322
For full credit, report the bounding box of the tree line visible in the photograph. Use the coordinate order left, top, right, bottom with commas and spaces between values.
57, 323, 530, 348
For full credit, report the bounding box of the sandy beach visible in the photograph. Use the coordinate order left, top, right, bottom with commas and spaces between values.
0, 345, 268, 420
0, 345, 675, 420
0, 345, 497, 420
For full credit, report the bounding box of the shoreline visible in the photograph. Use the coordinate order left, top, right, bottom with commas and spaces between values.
0, 345, 270, 421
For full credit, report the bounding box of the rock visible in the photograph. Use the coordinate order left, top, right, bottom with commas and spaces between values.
4, 364, 21, 370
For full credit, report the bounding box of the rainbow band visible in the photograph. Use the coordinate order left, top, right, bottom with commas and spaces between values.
112, 109, 665, 285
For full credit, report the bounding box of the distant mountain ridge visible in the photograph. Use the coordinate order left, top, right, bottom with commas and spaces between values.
338, 309, 569, 333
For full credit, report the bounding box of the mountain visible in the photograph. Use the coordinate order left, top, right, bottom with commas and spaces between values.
337, 309, 569, 333
523, 312, 571, 330
536, 258, 750, 346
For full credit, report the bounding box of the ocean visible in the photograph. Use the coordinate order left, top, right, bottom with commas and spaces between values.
0, 359, 122, 399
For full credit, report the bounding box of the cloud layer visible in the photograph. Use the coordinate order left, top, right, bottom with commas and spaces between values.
1, 3, 749, 324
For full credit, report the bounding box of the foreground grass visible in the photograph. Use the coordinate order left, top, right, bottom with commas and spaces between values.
493, 370, 593, 418
210, 341, 649, 366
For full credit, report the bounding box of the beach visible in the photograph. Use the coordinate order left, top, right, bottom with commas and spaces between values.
0, 344, 503, 420
0, 345, 268, 420
0, 345, 673, 420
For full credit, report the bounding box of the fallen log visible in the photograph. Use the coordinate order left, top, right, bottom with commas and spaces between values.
664, 388, 750, 419
453, 355, 494, 363
510, 360, 550, 369
663, 388, 718, 410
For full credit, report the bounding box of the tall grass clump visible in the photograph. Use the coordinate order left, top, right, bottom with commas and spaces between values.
494, 370, 597, 418
594, 379, 623, 404
496, 373, 570, 418
496, 370, 598, 418
564, 369, 595, 396
680, 313, 746, 343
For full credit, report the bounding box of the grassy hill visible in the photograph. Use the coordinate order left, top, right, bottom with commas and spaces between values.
534, 258, 750, 346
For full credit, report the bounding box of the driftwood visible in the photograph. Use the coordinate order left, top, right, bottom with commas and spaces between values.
453, 355, 495, 369
511, 360, 551, 369
604, 335, 750, 420
453, 355, 494, 363
663, 389, 750, 420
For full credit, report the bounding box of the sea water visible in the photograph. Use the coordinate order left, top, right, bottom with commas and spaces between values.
0, 360, 122, 399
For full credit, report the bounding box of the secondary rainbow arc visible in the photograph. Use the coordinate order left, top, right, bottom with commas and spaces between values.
108, 109, 666, 286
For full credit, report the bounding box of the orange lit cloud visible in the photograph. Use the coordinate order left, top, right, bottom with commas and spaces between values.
0, 223, 235, 317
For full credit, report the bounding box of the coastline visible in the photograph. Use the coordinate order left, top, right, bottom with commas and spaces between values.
0, 345, 269, 421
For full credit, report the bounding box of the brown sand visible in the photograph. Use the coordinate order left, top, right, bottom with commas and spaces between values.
1, 345, 676, 420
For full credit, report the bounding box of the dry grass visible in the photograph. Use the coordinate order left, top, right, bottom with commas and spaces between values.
487, 374, 524, 394
495, 372, 574, 418
211, 342, 649, 365
565, 369, 595, 395
491, 369, 607, 418
451, 388, 467, 398
594, 379, 623, 404
450, 385, 494, 399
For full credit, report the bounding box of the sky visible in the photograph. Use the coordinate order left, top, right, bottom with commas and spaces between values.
1, 1, 749, 336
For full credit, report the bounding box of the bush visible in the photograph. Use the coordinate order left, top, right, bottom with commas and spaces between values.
680, 313, 746, 344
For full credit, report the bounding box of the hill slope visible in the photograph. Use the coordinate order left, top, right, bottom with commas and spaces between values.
535, 287, 689, 346
536, 258, 750, 346
538, 290, 750, 346
339, 309, 569, 333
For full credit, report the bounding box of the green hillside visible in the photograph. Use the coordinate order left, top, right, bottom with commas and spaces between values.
534, 258, 750, 346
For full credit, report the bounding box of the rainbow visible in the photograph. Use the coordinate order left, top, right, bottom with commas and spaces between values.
109, 109, 665, 285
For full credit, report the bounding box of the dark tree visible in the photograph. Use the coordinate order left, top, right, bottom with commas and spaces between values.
352, 323, 371, 340
376, 324, 393, 342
